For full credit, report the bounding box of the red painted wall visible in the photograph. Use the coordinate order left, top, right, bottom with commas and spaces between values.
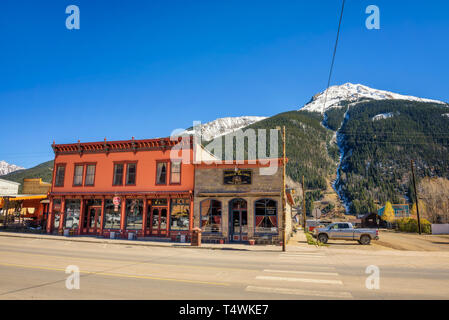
52, 149, 194, 193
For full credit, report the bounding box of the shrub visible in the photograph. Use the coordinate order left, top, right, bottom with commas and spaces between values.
396, 217, 431, 234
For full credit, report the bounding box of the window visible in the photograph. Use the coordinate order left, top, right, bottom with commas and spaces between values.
170, 198, 190, 231
113, 163, 124, 185
255, 199, 277, 234
200, 200, 222, 233
103, 199, 121, 229
55, 165, 65, 187
125, 199, 143, 230
73, 165, 84, 186
170, 161, 181, 184
126, 163, 137, 185
85, 164, 96, 186
156, 162, 167, 185
64, 199, 81, 229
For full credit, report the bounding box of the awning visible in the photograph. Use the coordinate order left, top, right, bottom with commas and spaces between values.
9, 195, 48, 201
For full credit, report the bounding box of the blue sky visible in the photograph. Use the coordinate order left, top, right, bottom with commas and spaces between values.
1, 0, 448, 168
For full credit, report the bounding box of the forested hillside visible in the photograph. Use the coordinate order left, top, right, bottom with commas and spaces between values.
204, 110, 336, 192
334, 100, 449, 215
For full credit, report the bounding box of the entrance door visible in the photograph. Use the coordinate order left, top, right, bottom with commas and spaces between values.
150, 207, 167, 236
87, 206, 102, 234
229, 199, 248, 242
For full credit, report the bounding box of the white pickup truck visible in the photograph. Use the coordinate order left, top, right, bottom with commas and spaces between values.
312, 222, 379, 245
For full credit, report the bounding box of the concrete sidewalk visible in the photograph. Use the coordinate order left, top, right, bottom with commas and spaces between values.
286, 228, 310, 248
0, 231, 289, 252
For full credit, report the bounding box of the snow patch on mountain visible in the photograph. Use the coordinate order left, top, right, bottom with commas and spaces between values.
0, 160, 25, 176
301, 83, 445, 114
182, 116, 267, 141
372, 112, 397, 121
443, 113, 449, 118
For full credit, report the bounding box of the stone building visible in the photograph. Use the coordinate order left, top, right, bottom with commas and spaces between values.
193, 159, 294, 244
22, 178, 51, 195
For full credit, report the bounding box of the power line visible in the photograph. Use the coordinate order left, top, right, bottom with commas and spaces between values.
322, 0, 346, 112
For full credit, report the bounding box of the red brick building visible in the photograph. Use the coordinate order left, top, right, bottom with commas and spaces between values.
47, 136, 195, 241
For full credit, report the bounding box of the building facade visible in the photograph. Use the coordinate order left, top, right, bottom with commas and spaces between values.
0, 178, 20, 196
47, 137, 195, 241
193, 159, 293, 244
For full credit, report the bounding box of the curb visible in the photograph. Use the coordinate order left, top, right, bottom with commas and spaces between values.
0, 232, 281, 252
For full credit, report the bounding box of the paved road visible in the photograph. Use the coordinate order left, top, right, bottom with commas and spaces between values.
0, 236, 448, 299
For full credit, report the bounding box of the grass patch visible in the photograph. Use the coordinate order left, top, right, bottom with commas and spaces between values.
304, 231, 328, 246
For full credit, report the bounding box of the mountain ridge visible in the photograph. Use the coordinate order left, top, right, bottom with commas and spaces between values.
301, 83, 446, 114
0, 160, 24, 176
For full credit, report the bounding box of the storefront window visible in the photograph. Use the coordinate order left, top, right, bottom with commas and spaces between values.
64, 199, 81, 229
170, 198, 189, 231
126, 199, 143, 230
103, 199, 121, 229
200, 200, 222, 233
255, 199, 277, 234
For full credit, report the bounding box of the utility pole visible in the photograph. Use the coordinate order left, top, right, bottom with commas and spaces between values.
302, 175, 306, 230
282, 125, 286, 252
410, 160, 422, 235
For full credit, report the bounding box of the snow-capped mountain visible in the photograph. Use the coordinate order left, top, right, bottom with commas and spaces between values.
182, 116, 267, 141
0, 160, 24, 176
301, 83, 446, 114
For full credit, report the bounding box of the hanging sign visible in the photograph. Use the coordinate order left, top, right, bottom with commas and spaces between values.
113, 196, 121, 212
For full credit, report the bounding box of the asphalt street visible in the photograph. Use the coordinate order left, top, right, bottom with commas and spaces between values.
0, 236, 448, 299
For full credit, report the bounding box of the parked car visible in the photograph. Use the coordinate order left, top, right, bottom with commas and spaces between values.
312, 222, 379, 245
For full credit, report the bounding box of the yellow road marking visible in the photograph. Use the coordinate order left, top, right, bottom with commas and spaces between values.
0, 249, 254, 272
0, 262, 230, 286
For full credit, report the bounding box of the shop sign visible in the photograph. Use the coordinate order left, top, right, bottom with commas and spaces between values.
113, 196, 121, 212
223, 170, 252, 185
53, 202, 61, 211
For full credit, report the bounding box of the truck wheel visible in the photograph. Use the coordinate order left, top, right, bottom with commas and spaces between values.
360, 235, 371, 245
318, 234, 328, 244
